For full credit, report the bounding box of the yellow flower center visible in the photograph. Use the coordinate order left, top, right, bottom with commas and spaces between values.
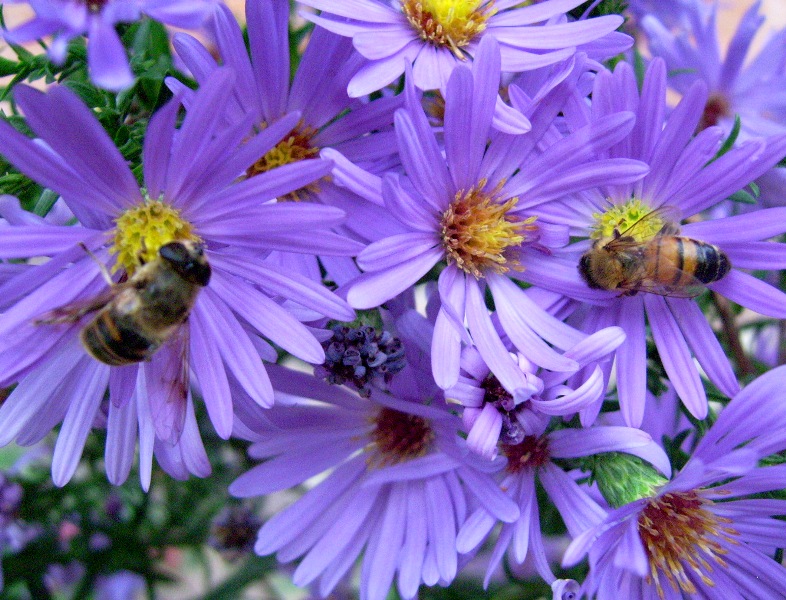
402, 0, 496, 58
111, 199, 198, 275
440, 179, 534, 278
591, 199, 662, 242
638, 491, 738, 598
367, 407, 434, 467
246, 122, 321, 202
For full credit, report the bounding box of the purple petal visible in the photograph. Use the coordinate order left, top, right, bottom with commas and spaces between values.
87, 18, 134, 90
52, 359, 110, 486
615, 296, 647, 427
710, 269, 786, 318
105, 394, 138, 485
347, 247, 443, 309
667, 298, 739, 398
190, 301, 233, 438
209, 270, 326, 364
394, 109, 452, 212
682, 208, 786, 244
646, 295, 707, 420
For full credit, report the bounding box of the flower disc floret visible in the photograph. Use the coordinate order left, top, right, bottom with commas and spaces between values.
111, 199, 198, 274
440, 180, 532, 278
638, 491, 737, 597
502, 435, 550, 474
246, 123, 321, 201
591, 198, 662, 241
698, 93, 732, 132
402, 0, 496, 58
369, 407, 435, 467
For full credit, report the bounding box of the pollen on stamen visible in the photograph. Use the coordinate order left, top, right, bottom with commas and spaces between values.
638, 491, 739, 599
440, 179, 534, 278
401, 0, 496, 59
502, 435, 550, 475
111, 198, 198, 275
246, 122, 321, 202
367, 407, 435, 468
591, 199, 663, 242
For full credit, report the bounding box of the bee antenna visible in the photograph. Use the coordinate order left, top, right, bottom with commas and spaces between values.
78, 242, 114, 286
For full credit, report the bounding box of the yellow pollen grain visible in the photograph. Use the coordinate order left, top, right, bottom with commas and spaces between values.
440, 179, 533, 278
591, 198, 663, 242
111, 199, 197, 275
402, 0, 496, 58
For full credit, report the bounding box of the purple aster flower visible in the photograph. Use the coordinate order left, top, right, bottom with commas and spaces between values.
642, 1, 786, 138
456, 416, 669, 588
525, 58, 786, 427
3, 0, 219, 90
445, 318, 625, 458
230, 325, 520, 600
564, 365, 786, 599
168, 0, 404, 285
340, 38, 647, 390
297, 0, 628, 98
0, 69, 361, 488
170, 0, 401, 175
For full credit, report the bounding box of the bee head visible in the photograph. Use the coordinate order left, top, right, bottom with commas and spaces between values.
159, 241, 211, 286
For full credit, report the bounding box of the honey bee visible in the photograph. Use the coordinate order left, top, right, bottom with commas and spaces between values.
37, 240, 210, 364
36, 240, 210, 443
578, 208, 731, 297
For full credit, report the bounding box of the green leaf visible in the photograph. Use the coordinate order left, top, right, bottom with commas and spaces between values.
707, 114, 741, 165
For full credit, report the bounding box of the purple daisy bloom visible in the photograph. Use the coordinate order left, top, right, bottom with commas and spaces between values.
642, 1, 786, 138
170, 0, 401, 175
525, 58, 786, 427
456, 418, 669, 589
564, 365, 786, 599
340, 38, 647, 390
168, 0, 404, 286
4, 0, 219, 90
230, 355, 520, 600
445, 319, 625, 459
296, 0, 628, 97
0, 69, 361, 488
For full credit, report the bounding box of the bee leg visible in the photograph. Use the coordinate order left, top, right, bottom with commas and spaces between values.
78, 242, 114, 286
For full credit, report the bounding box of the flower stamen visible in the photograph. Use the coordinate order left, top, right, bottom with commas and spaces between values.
367, 407, 434, 467
246, 122, 321, 201
638, 491, 739, 599
502, 435, 550, 474
111, 199, 198, 275
590, 199, 662, 242
402, 0, 496, 59
440, 179, 533, 278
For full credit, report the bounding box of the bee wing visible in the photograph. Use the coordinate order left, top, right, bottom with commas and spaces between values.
618, 237, 707, 298
147, 324, 190, 445
34, 284, 127, 325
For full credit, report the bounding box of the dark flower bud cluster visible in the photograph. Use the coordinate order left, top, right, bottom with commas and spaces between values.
317, 325, 406, 397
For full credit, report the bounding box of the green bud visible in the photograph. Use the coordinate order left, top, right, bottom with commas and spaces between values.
591, 453, 668, 508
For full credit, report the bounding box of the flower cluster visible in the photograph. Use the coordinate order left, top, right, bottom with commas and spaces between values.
1, 0, 786, 598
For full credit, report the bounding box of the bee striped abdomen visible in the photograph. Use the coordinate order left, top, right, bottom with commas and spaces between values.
81, 311, 153, 366
690, 239, 730, 284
